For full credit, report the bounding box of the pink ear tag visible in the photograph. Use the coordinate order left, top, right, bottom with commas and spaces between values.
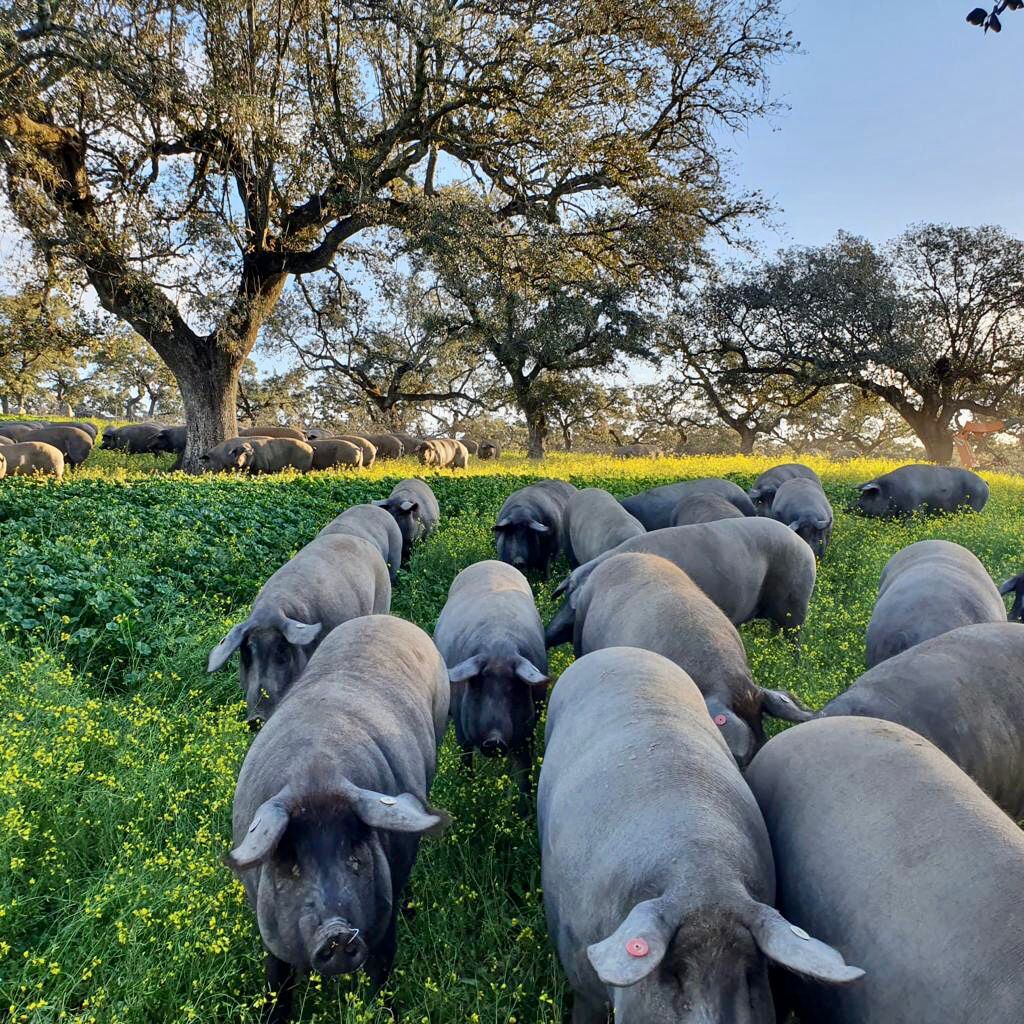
625, 938, 649, 958
714, 714, 728, 727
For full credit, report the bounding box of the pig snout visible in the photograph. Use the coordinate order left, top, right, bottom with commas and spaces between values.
480, 731, 510, 757
308, 918, 367, 975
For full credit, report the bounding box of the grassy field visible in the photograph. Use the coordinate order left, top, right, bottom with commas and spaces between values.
1, 450, 1022, 1024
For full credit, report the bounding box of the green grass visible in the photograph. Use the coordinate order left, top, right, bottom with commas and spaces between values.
1, 452, 1022, 1023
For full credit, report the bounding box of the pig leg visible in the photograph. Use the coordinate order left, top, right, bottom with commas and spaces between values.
365, 912, 398, 992
511, 743, 534, 816
570, 993, 606, 1024
459, 747, 475, 774
263, 953, 297, 1024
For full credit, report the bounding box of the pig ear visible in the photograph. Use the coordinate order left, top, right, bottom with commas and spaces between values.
513, 656, 549, 688
448, 655, 485, 683
760, 689, 814, 723
280, 617, 322, 647
857, 483, 880, 495
226, 786, 293, 871
787, 519, 802, 532
586, 897, 672, 987
371, 498, 389, 507
528, 519, 550, 534
744, 903, 865, 985
493, 517, 512, 531
342, 781, 449, 835
208, 622, 249, 673
399, 500, 417, 513
814, 518, 830, 530
552, 573, 573, 599
705, 699, 755, 765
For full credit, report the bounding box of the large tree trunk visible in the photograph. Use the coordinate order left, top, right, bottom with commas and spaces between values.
1, 396, 8, 414
736, 425, 757, 455
175, 350, 240, 473
561, 424, 573, 451
917, 422, 954, 464
523, 403, 547, 459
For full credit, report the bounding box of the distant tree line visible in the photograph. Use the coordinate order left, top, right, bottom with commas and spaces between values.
5, 221, 1022, 470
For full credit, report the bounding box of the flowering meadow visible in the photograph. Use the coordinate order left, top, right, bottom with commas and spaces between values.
1, 450, 1023, 1023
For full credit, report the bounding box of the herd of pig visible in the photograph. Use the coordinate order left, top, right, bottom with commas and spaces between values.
101, 423, 499, 472
205, 455, 1024, 1024
0, 421, 500, 478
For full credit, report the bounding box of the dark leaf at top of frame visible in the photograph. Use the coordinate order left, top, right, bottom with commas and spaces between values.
967, 6, 989, 24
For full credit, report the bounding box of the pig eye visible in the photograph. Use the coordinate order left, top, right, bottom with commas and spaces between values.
347, 855, 361, 873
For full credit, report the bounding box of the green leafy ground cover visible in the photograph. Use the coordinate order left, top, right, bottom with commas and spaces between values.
1, 451, 1021, 1023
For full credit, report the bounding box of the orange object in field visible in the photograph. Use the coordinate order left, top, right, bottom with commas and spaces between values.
953, 419, 1010, 468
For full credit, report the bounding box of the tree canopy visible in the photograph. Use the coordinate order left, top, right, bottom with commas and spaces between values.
1, 0, 794, 467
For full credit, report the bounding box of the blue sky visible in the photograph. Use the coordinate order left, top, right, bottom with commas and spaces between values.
725, 0, 1024, 254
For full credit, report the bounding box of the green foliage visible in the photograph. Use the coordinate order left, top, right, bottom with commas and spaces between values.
1, 454, 1022, 1022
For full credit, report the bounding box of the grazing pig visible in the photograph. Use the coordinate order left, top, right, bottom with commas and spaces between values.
362, 434, 404, 460
857, 464, 988, 517
434, 561, 548, 794
999, 571, 1024, 620
1, 441, 65, 479
621, 477, 755, 529
0, 424, 38, 442
671, 490, 745, 526
228, 615, 449, 1024
613, 443, 662, 458
102, 422, 162, 452
818, 623, 1024, 816
865, 540, 1005, 667
565, 487, 645, 567
546, 517, 816, 647
459, 438, 480, 456
748, 716, 1024, 1024
331, 435, 376, 467
771, 477, 834, 559
208, 534, 391, 722
54, 420, 97, 440
495, 479, 577, 575
23, 426, 93, 467
147, 425, 186, 455
573, 554, 812, 766
319, 504, 403, 582
309, 438, 363, 470
202, 437, 314, 474
748, 463, 820, 515
239, 425, 307, 441
539, 648, 863, 1024
374, 478, 440, 563
416, 438, 469, 469
477, 440, 500, 460
391, 431, 423, 454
